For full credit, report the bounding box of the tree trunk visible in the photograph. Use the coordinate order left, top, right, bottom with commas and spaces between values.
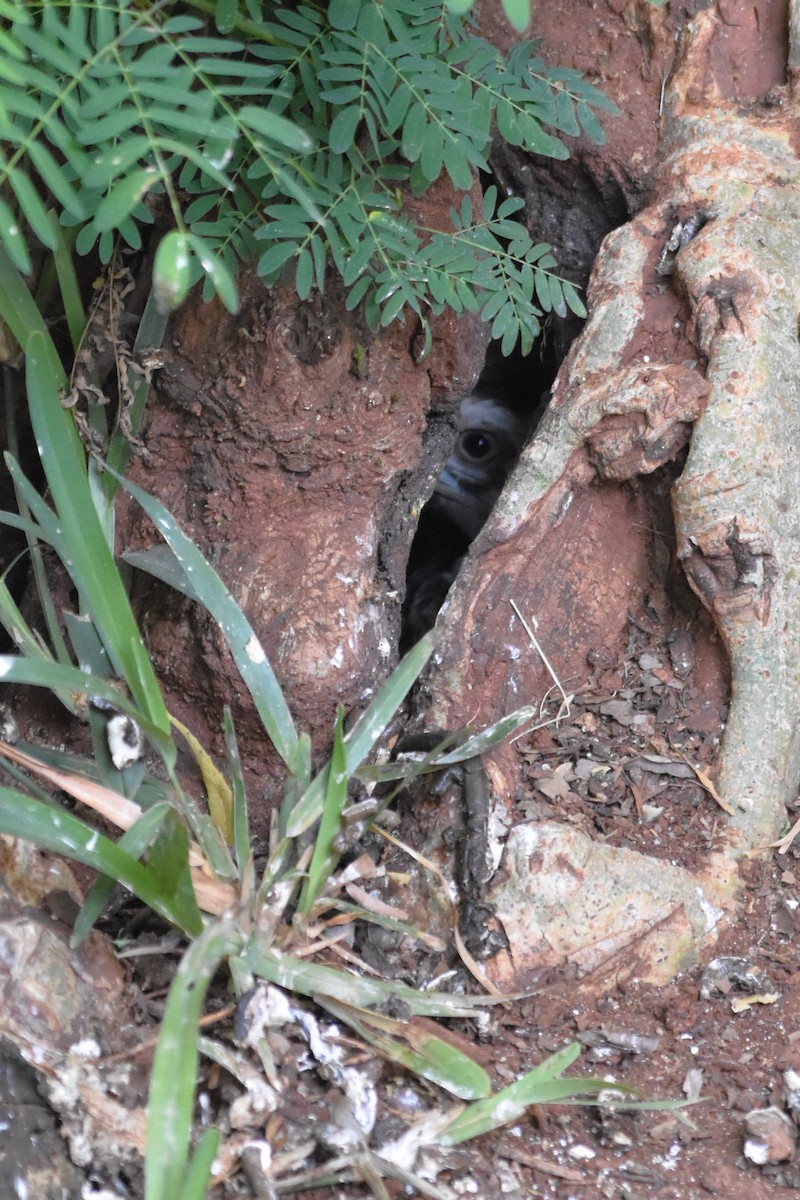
419, 0, 800, 987
124, 0, 799, 984
122, 179, 491, 826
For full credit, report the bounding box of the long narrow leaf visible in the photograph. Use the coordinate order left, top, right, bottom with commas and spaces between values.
439, 1046, 615, 1145
0, 787, 203, 934
49, 215, 86, 350
22, 338, 171, 740
319, 996, 492, 1100
223, 705, 252, 892
0, 653, 172, 758
4, 445, 75, 668
297, 703, 348, 914
0, 578, 78, 711
121, 545, 202, 602
145, 917, 242, 1200
72, 801, 174, 945
357, 704, 540, 785
113, 469, 300, 771
178, 1129, 221, 1200
0, 738, 238, 916
0, 243, 49, 347
286, 632, 435, 837
243, 940, 507, 1018
170, 714, 233, 843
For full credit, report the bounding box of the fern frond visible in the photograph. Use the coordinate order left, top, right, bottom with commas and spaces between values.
0, 0, 614, 343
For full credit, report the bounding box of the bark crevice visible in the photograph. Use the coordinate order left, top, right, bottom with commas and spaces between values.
417, 1, 800, 986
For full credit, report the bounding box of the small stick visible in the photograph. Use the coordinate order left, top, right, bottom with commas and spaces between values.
509, 598, 572, 712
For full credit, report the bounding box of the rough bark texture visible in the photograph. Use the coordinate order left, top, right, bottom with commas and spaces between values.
0, 840, 148, 1179
115, 0, 800, 984
418, 0, 800, 986
666, 17, 800, 851
121, 183, 490, 823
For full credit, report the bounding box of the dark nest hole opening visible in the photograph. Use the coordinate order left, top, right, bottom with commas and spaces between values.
400, 341, 554, 652
399, 153, 631, 654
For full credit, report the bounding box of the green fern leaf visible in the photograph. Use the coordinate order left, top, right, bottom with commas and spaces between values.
239, 106, 315, 151
328, 106, 362, 153
27, 141, 86, 219
0, 0, 613, 351
94, 168, 159, 233
259, 241, 300, 276
0, 195, 31, 272
7, 166, 57, 250
562, 280, 587, 318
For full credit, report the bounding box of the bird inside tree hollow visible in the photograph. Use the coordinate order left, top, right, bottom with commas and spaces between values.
401, 392, 542, 651
431, 396, 533, 542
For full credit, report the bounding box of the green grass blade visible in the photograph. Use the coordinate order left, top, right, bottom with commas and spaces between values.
439, 1045, 612, 1145
0, 787, 203, 934
0, 577, 78, 711
49, 215, 86, 350
4, 371, 73, 669
0, 749, 67, 809
121, 545, 202, 602
370, 1026, 490, 1100
336, 633, 435, 769
146, 806, 203, 928
243, 940, 502, 1019
72, 801, 173, 945
178, 1128, 221, 1200
357, 705, 540, 786
279, 730, 311, 837
435, 704, 539, 761
0, 505, 51, 543
115, 469, 300, 770
286, 632, 435, 837
22, 337, 171, 740
319, 996, 492, 1100
0, 243, 48, 349
5, 458, 74, 667
177, 803, 238, 885
4, 454, 64, 544
145, 917, 242, 1200
223, 705, 252, 891
297, 703, 348, 915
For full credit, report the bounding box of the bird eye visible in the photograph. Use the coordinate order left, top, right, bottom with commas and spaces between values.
459, 430, 493, 460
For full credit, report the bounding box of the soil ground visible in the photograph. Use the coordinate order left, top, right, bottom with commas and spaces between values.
234, 594, 798, 1200
47, 585, 795, 1200
165, 589, 799, 1200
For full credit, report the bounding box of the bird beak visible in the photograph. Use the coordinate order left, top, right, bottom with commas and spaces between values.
434, 464, 467, 503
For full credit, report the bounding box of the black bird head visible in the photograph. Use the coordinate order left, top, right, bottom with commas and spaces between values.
401, 392, 539, 651
430, 396, 531, 541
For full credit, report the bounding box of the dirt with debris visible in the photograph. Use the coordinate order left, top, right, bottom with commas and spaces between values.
180, 576, 799, 1200
138, 576, 798, 1200
8, 575, 797, 1200
305, 575, 795, 1200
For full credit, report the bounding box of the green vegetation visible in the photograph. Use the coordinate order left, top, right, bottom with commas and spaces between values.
0, 0, 615, 354
0, 335, 615, 1194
